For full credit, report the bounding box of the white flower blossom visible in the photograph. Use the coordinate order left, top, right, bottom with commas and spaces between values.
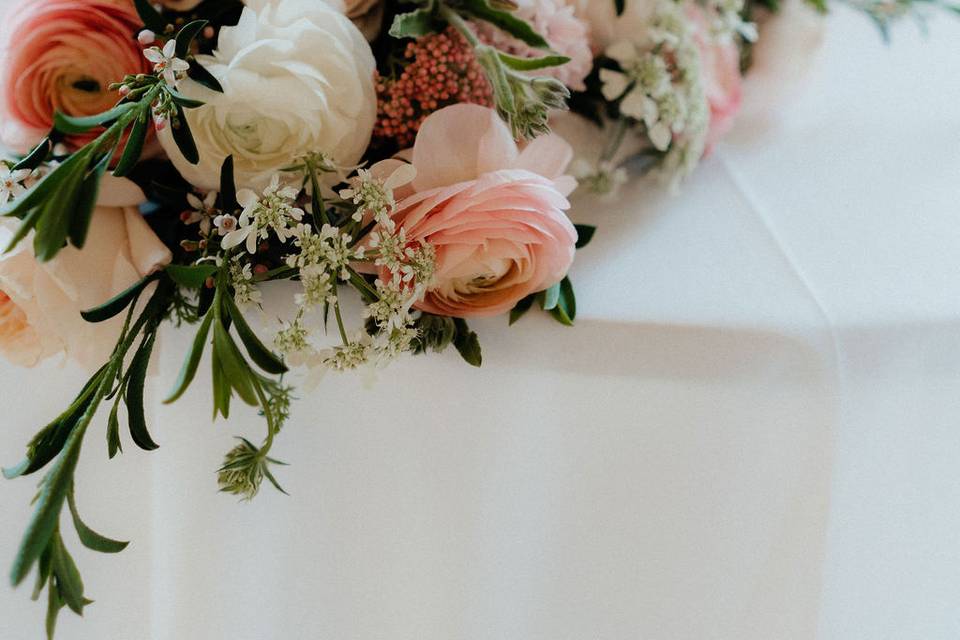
229, 259, 262, 306
223, 175, 303, 254
0, 165, 30, 207
184, 191, 217, 236
143, 39, 190, 88
339, 163, 416, 226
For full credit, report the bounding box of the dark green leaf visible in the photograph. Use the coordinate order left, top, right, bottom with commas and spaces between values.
219, 155, 238, 212
171, 104, 199, 164
175, 20, 208, 59
11, 417, 91, 587
50, 534, 86, 615
497, 51, 570, 71
167, 88, 205, 110
458, 0, 550, 48
262, 467, 289, 496
80, 273, 157, 323
13, 137, 52, 172
541, 282, 560, 310
2, 150, 87, 220
548, 276, 575, 325
53, 103, 136, 135
222, 294, 288, 375
188, 61, 223, 93
67, 488, 129, 553
165, 310, 214, 404
213, 322, 258, 406
211, 341, 231, 420
112, 107, 149, 177
32, 543, 53, 601
509, 293, 536, 325
107, 397, 122, 459
389, 7, 438, 38
69, 151, 113, 248
45, 574, 64, 640
32, 158, 87, 262
125, 332, 159, 451
133, 0, 169, 33
452, 319, 482, 367
574, 224, 596, 249
165, 264, 217, 289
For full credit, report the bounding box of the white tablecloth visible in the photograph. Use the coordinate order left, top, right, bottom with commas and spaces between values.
2, 8, 960, 640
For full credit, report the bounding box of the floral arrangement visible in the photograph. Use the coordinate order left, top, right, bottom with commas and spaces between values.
0, 0, 953, 635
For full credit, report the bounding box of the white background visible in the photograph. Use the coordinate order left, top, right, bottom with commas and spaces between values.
2, 3, 960, 640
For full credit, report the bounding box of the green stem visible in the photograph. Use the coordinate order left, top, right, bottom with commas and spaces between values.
332, 293, 350, 346
440, 5, 480, 47
346, 266, 380, 302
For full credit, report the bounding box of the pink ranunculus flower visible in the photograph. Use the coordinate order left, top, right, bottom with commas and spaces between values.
368, 104, 578, 319
0, 177, 172, 369
475, 0, 593, 91
0, 0, 152, 153
686, 3, 744, 151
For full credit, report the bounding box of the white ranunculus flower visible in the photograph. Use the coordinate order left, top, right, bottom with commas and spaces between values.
159, 0, 377, 191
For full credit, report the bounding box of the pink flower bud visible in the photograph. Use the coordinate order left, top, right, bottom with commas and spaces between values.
203, 26, 215, 39
118, 85, 131, 97
153, 115, 167, 131
253, 264, 269, 275
137, 29, 156, 46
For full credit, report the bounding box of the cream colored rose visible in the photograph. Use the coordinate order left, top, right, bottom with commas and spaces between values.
159, 0, 377, 191
0, 177, 171, 370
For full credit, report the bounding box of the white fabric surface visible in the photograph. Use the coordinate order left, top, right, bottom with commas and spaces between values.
1, 8, 960, 639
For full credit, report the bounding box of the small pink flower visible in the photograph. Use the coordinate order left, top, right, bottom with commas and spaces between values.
138, 29, 156, 46
0, 0, 153, 153
143, 39, 190, 88
365, 104, 578, 318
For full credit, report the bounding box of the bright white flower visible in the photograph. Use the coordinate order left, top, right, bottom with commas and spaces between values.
143, 39, 190, 88
273, 317, 313, 366
223, 176, 303, 254
296, 263, 336, 309
158, 0, 377, 191
339, 163, 417, 225
0, 165, 30, 207
213, 213, 237, 236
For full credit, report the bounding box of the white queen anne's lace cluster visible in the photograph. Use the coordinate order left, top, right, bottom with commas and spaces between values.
599, 0, 710, 185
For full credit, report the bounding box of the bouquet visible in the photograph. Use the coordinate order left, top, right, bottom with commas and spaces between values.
0, 0, 952, 635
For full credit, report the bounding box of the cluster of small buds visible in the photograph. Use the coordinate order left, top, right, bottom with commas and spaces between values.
374, 27, 494, 148
285, 223, 363, 281
600, 0, 709, 185
217, 438, 269, 501
229, 258, 262, 307
317, 334, 373, 372
273, 316, 312, 365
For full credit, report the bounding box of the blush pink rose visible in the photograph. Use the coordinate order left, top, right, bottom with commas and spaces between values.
0, 177, 171, 369
370, 104, 578, 319
0, 0, 152, 153
686, 4, 744, 151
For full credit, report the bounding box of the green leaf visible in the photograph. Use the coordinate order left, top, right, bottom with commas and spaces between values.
53, 103, 136, 135
188, 61, 223, 93
112, 107, 149, 177
45, 574, 64, 640
167, 88, 205, 110
213, 321, 258, 406
574, 224, 596, 249
32, 543, 53, 601
497, 51, 570, 71
541, 282, 560, 311
133, 0, 169, 33
165, 310, 213, 404
69, 151, 113, 248
211, 341, 231, 420
452, 319, 482, 367
80, 273, 157, 323
219, 155, 238, 212
32, 158, 87, 262
50, 534, 86, 615
389, 7, 438, 38
222, 294, 288, 375
125, 332, 159, 451
171, 104, 199, 164
2, 150, 87, 221
458, 0, 550, 48
106, 397, 122, 459
13, 137, 52, 172
509, 293, 536, 325
165, 263, 217, 289
67, 488, 129, 554
10, 417, 90, 587
548, 276, 575, 325
175, 20, 208, 60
